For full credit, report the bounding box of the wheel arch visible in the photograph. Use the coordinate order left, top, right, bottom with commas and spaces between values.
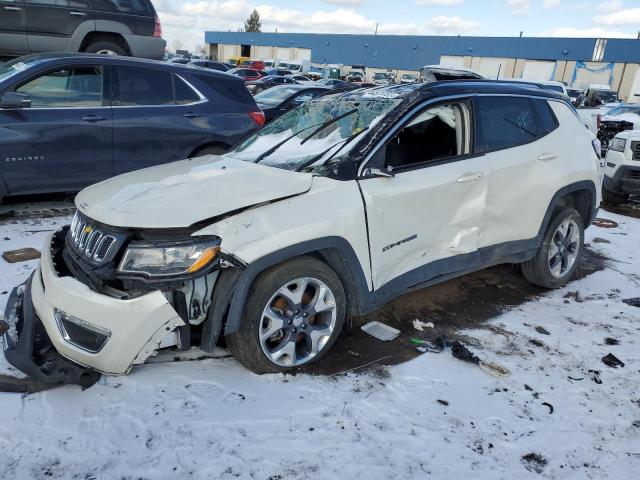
79, 32, 131, 55
189, 141, 233, 158
537, 181, 598, 240
222, 237, 371, 337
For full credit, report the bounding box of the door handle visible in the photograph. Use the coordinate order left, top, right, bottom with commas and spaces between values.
183, 112, 201, 118
456, 172, 485, 183
538, 153, 558, 161
4, 6, 23, 11
69, 11, 87, 16
82, 115, 107, 123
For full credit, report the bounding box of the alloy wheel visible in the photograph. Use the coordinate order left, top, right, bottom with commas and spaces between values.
259, 277, 338, 367
548, 218, 580, 278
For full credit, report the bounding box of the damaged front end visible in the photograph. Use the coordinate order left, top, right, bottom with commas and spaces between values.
2, 212, 244, 386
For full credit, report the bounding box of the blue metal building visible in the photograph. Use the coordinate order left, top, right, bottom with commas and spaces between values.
204, 31, 640, 71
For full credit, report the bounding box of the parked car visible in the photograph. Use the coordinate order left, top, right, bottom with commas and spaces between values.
0, 53, 264, 201
419, 65, 484, 83
373, 71, 395, 86
0, 0, 165, 59
287, 74, 312, 83
227, 67, 265, 82
596, 104, 640, 155
350, 82, 376, 89
567, 87, 582, 106
169, 57, 190, 65
2, 81, 602, 384
603, 130, 640, 203
188, 60, 229, 72
314, 78, 357, 91
246, 75, 296, 94
253, 84, 331, 122
263, 68, 293, 77
241, 59, 265, 71
400, 73, 418, 84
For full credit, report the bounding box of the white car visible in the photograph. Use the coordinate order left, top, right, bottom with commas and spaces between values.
603, 130, 640, 203
597, 104, 640, 154
2, 82, 602, 384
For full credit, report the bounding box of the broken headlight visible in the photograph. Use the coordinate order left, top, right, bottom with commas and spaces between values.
609, 137, 626, 153
117, 239, 221, 279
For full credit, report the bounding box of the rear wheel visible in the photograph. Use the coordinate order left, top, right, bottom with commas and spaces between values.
602, 186, 628, 205
521, 207, 584, 289
83, 40, 127, 56
227, 256, 346, 373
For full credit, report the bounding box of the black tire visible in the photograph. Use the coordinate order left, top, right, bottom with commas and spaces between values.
521, 207, 584, 289
83, 40, 127, 56
191, 145, 228, 157
227, 256, 346, 374
602, 186, 627, 205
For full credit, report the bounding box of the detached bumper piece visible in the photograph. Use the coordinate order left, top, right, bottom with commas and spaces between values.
604, 166, 640, 195
2, 274, 101, 389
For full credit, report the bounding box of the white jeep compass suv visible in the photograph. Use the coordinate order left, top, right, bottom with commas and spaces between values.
2, 81, 603, 384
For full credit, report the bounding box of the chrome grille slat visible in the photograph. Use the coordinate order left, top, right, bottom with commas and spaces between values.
68, 212, 118, 264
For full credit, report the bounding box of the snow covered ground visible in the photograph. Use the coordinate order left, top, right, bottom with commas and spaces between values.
0, 210, 639, 480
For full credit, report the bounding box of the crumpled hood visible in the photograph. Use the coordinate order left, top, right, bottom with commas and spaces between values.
602, 112, 640, 124
75, 156, 313, 229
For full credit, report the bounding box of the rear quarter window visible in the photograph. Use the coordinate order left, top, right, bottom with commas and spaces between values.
88, 0, 152, 15
193, 73, 255, 106
534, 99, 559, 136
474, 96, 539, 153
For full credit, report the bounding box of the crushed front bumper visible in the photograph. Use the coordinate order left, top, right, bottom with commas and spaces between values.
3, 232, 186, 381
3, 274, 100, 387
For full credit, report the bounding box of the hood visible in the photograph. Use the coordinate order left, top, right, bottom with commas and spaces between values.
602, 112, 640, 124
75, 156, 313, 229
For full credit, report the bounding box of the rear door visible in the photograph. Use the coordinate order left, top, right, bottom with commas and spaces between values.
1, 63, 113, 194
0, 1, 28, 55
111, 65, 209, 174
475, 95, 559, 248
25, 0, 92, 53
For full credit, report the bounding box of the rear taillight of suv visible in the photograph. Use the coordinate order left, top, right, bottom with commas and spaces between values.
154, 15, 162, 38
249, 111, 265, 127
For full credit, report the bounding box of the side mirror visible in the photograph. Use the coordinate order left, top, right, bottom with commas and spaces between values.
0, 92, 31, 109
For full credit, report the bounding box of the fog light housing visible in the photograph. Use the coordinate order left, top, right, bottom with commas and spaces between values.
54, 309, 111, 353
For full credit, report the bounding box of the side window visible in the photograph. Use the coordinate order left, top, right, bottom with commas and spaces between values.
383, 102, 468, 170
89, 0, 151, 14
475, 96, 538, 152
16, 66, 104, 108
174, 75, 200, 105
534, 99, 559, 136
116, 66, 173, 106
27, 1, 89, 7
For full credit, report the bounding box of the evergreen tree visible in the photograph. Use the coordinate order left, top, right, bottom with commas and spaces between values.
244, 9, 262, 33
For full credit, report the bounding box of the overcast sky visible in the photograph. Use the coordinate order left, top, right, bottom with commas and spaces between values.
153, 0, 640, 52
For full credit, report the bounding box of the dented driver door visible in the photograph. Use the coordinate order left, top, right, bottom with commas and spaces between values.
357, 100, 488, 291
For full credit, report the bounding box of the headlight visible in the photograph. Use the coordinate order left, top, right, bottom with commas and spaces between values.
117, 239, 221, 278
609, 137, 626, 152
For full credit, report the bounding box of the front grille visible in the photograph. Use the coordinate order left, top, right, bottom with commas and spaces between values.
629, 170, 640, 180
68, 212, 118, 264
632, 142, 640, 161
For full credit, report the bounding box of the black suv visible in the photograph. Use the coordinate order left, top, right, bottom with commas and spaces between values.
0, 0, 165, 59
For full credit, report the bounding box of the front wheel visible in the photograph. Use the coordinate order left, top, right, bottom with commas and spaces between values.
227, 256, 345, 373
521, 207, 584, 289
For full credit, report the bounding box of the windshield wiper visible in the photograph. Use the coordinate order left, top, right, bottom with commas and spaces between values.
294, 126, 370, 173
300, 108, 358, 145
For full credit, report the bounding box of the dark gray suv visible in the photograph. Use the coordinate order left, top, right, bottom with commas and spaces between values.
0, 0, 165, 59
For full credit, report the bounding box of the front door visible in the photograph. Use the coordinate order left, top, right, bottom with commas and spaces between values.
0, 1, 28, 55
358, 100, 488, 290
25, 0, 93, 53
1, 64, 113, 195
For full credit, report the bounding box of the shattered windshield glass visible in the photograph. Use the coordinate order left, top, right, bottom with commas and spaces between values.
228, 93, 402, 172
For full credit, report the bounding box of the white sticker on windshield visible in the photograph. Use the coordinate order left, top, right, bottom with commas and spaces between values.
11, 62, 28, 72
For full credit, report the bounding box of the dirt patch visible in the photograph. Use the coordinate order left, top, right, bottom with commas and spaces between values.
301, 247, 607, 376
601, 196, 640, 220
